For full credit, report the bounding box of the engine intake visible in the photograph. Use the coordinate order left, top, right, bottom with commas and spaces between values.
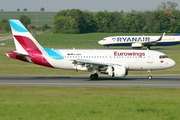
106, 65, 128, 77
132, 43, 143, 48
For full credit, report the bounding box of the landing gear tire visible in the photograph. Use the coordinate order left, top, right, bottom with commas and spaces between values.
94, 73, 98, 79
147, 70, 152, 80
90, 73, 98, 80
148, 76, 152, 80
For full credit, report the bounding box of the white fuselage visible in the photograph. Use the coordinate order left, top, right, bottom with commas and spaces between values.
42, 49, 175, 71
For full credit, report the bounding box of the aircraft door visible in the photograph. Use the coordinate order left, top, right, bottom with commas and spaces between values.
147, 53, 153, 63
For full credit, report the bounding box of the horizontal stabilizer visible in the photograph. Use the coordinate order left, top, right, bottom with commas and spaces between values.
6, 51, 30, 57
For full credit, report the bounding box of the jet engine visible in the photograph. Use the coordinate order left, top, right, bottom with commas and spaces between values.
106, 65, 128, 77
132, 43, 143, 48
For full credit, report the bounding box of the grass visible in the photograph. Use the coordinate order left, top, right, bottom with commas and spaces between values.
0, 87, 180, 119
0, 32, 11, 37
1, 32, 180, 119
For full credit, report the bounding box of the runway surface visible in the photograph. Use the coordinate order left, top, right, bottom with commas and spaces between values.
0, 75, 180, 87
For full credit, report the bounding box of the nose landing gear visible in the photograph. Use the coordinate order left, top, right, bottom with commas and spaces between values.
148, 70, 152, 80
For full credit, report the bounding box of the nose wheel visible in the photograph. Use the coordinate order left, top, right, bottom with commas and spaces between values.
148, 76, 152, 80
148, 70, 152, 80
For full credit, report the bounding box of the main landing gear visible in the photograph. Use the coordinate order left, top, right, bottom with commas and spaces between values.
90, 68, 99, 80
90, 73, 98, 80
148, 70, 152, 80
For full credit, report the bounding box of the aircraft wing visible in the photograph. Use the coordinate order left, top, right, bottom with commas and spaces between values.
71, 59, 121, 66
71, 59, 129, 72
142, 32, 165, 46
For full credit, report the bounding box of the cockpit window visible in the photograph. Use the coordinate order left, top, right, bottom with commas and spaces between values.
103, 39, 106, 41
159, 55, 168, 59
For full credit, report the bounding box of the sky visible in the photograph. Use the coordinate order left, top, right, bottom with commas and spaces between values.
1, 0, 180, 12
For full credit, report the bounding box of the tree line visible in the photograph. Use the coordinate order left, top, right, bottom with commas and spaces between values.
0, 1, 180, 34
0, 15, 50, 33
53, 9, 180, 34
0, 15, 31, 32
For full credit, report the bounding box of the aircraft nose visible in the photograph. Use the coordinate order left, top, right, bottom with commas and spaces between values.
98, 40, 103, 45
166, 59, 176, 69
171, 59, 176, 67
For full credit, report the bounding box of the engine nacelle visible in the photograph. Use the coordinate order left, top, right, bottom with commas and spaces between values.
106, 65, 128, 77
113, 65, 127, 77
132, 43, 143, 49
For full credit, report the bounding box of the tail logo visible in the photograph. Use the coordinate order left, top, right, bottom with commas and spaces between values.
9, 20, 28, 32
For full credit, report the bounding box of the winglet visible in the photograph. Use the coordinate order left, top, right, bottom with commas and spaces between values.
157, 32, 165, 41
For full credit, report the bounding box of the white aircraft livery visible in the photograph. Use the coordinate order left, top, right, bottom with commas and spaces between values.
98, 33, 180, 49
6, 20, 176, 80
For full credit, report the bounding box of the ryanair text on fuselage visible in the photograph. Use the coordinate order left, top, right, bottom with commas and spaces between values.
112, 37, 150, 42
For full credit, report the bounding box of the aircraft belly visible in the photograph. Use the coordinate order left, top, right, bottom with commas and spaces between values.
128, 61, 139, 70
128, 60, 160, 70
155, 42, 180, 46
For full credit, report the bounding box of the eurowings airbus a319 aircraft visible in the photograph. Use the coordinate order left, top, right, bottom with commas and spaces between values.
6, 20, 176, 80
98, 33, 180, 49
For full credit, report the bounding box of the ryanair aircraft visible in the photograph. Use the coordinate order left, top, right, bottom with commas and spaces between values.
98, 33, 180, 49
